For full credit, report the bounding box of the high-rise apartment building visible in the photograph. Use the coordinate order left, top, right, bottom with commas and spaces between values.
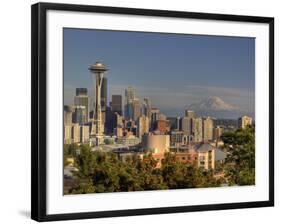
238, 115, 253, 129
202, 117, 213, 142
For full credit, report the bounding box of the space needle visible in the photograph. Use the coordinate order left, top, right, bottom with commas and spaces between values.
89, 61, 108, 146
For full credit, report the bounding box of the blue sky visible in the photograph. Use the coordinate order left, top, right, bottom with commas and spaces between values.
64, 28, 255, 117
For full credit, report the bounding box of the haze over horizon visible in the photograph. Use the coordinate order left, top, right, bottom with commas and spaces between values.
64, 28, 255, 119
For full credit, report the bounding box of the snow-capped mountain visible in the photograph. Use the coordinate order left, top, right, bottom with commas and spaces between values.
189, 96, 239, 111
188, 96, 246, 119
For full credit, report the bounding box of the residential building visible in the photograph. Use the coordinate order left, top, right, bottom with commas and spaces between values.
202, 116, 213, 142
238, 115, 253, 129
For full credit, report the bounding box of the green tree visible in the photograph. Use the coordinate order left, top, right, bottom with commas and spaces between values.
75, 145, 95, 177
221, 125, 255, 186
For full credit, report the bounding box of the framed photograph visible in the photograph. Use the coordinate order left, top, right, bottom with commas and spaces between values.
31, 2, 274, 222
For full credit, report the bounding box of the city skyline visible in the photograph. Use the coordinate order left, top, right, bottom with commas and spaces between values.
64, 28, 255, 118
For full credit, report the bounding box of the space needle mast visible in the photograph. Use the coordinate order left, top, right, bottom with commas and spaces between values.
89, 61, 108, 146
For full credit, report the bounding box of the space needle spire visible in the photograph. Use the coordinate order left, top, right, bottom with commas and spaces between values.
89, 61, 108, 146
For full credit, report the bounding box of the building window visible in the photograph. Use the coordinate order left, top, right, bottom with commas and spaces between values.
199, 156, 205, 161
182, 157, 186, 160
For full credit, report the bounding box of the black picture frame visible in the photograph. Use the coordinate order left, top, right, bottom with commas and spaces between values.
31, 2, 274, 222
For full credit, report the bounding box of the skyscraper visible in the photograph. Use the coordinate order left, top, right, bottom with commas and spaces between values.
73, 105, 87, 124
101, 77, 107, 112
151, 107, 160, 129
238, 115, 252, 129
132, 98, 141, 121
125, 86, 135, 101
143, 97, 152, 120
202, 117, 213, 142
74, 88, 89, 122
111, 95, 122, 115
125, 86, 135, 120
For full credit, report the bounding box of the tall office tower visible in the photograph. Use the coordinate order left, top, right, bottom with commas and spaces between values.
143, 97, 152, 120
185, 110, 195, 118
132, 98, 141, 121
63, 105, 73, 125
101, 77, 107, 112
73, 105, 87, 124
238, 115, 252, 129
213, 126, 224, 141
124, 86, 135, 119
137, 115, 149, 139
202, 116, 214, 142
193, 117, 203, 142
89, 61, 108, 146
111, 95, 122, 115
74, 88, 89, 122
150, 107, 160, 129
125, 86, 135, 101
